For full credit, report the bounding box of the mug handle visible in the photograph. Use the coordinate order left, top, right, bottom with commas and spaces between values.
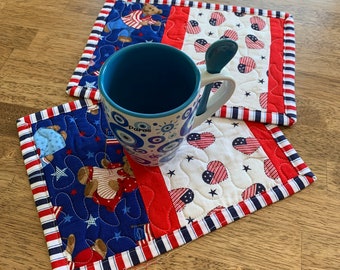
192, 67, 236, 128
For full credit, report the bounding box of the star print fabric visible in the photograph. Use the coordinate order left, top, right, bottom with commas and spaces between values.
67, 0, 296, 126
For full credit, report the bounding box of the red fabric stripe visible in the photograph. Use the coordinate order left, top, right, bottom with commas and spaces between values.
191, 221, 204, 238
32, 186, 48, 195
51, 259, 69, 269
141, 243, 154, 261
261, 191, 273, 205
160, 6, 189, 50
167, 232, 180, 249
113, 253, 126, 270
284, 182, 295, 196
20, 141, 35, 150
45, 232, 61, 242
215, 210, 228, 226
69, 101, 77, 111
25, 159, 40, 170
267, 17, 285, 114
38, 208, 53, 219
243, 108, 249, 120
126, 154, 180, 238
238, 201, 251, 215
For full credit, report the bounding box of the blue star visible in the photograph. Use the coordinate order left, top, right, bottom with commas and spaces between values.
243, 165, 251, 172
122, 206, 131, 215
85, 81, 96, 88
94, 120, 100, 125
113, 231, 122, 241
64, 214, 73, 223
209, 189, 218, 197
69, 117, 76, 123
86, 152, 94, 159
167, 170, 175, 177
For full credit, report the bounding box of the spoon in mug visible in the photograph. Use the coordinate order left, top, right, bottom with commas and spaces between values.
196, 39, 238, 116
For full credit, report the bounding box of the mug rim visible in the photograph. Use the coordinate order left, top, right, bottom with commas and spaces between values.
98, 43, 201, 119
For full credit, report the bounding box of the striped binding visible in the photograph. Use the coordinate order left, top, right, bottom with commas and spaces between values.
17, 99, 315, 270
65, 0, 296, 126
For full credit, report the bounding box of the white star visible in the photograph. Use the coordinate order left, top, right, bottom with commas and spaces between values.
51, 167, 68, 181
85, 214, 98, 229
85, 81, 96, 88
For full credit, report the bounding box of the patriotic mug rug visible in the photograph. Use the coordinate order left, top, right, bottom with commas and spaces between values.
66, 0, 296, 126
17, 99, 315, 270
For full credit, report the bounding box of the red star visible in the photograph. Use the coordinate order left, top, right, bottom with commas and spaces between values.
116, 149, 122, 155
138, 32, 144, 37
70, 189, 77, 196
66, 149, 72, 155
95, 136, 101, 142
79, 131, 86, 136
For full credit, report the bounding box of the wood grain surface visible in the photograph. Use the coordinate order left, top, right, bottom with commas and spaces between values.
0, 0, 339, 269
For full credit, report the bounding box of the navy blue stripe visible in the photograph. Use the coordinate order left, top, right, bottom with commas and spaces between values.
288, 153, 300, 162
223, 5, 229, 11
272, 186, 285, 200
227, 206, 239, 221
275, 135, 286, 143
283, 80, 295, 86
293, 177, 306, 190
258, 9, 263, 16
284, 53, 295, 58
80, 56, 91, 61
250, 196, 262, 210
129, 249, 140, 265
284, 26, 295, 31
19, 133, 32, 141
35, 197, 50, 208
275, 11, 281, 18
180, 226, 193, 242
41, 221, 56, 231
96, 16, 107, 21
284, 39, 295, 44
48, 246, 63, 256
35, 112, 42, 122
204, 215, 216, 231
72, 71, 84, 77
91, 29, 102, 35
206, 3, 211, 9
101, 259, 110, 270
284, 96, 296, 102
254, 110, 262, 122
86, 43, 97, 48
286, 113, 297, 118
278, 113, 284, 125
284, 66, 295, 72
232, 107, 238, 119
240, 7, 246, 13
57, 104, 66, 114
23, 151, 37, 161
155, 238, 167, 254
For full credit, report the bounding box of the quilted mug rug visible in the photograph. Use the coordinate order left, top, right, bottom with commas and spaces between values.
17, 99, 315, 270
66, 0, 297, 126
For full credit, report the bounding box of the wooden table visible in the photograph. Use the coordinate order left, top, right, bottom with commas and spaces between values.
0, 0, 339, 269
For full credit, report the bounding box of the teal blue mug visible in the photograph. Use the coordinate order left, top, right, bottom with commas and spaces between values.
99, 43, 235, 166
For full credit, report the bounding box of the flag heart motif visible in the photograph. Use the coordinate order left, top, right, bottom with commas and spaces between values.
264, 159, 280, 180
187, 132, 215, 149
169, 188, 194, 212
202, 160, 228, 184
245, 34, 265, 49
238, 56, 256, 73
209, 11, 226, 26
194, 38, 210, 52
232, 137, 261, 155
186, 20, 201, 34
220, 29, 238, 41
241, 183, 266, 200
250, 16, 266, 31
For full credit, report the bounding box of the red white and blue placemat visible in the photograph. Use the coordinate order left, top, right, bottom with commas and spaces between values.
17, 99, 315, 270
66, 0, 296, 126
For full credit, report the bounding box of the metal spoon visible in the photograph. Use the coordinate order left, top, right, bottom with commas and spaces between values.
196, 39, 238, 115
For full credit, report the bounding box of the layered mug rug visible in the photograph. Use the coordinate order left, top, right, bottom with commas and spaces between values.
17, 1, 316, 270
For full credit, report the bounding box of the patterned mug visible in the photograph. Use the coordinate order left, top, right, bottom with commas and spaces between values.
99, 43, 235, 166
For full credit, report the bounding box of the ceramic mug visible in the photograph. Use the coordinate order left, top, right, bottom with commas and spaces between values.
99, 43, 235, 166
